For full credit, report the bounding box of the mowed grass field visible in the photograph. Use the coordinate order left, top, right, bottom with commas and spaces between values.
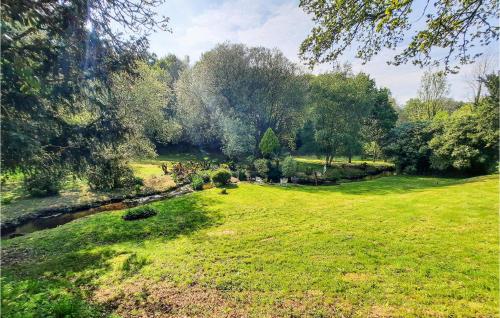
1, 175, 498, 317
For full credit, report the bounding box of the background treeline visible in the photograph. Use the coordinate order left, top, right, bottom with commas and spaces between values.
2, 0, 498, 197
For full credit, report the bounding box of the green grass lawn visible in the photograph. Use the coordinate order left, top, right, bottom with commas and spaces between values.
2, 175, 498, 317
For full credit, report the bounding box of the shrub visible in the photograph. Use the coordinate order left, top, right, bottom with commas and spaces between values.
197, 171, 211, 183
259, 128, 280, 158
24, 167, 65, 197
191, 174, 204, 190
87, 159, 137, 191
267, 161, 282, 182
384, 122, 433, 174
253, 159, 269, 178
211, 168, 232, 186
122, 206, 157, 221
281, 156, 298, 178
220, 188, 227, 194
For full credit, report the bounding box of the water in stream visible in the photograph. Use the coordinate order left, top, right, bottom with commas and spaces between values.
1, 185, 193, 239
1, 202, 130, 239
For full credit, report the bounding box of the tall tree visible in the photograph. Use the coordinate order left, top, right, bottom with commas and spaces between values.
465, 55, 495, 105
174, 43, 306, 155
309, 72, 377, 164
417, 71, 449, 119
299, 0, 499, 72
430, 73, 499, 173
361, 88, 398, 161
1, 0, 168, 192
110, 61, 181, 157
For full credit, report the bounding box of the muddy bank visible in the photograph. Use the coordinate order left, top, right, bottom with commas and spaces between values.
1, 185, 192, 237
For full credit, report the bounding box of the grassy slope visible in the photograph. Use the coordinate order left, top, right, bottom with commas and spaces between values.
2, 175, 498, 317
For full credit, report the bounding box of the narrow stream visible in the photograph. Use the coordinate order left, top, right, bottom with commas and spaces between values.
1, 202, 131, 239
1, 185, 193, 239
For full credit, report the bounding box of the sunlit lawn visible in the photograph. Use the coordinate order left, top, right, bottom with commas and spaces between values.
2, 175, 498, 317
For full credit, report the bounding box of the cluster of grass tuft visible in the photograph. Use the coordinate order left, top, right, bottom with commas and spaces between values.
122, 206, 157, 221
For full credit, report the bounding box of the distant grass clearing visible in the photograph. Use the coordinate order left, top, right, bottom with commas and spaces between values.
1, 175, 498, 317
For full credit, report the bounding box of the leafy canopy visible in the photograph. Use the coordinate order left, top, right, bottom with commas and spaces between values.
299, 0, 499, 72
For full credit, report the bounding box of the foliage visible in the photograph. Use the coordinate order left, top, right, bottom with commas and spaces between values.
87, 158, 138, 191
281, 156, 298, 178
400, 71, 451, 122
267, 161, 283, 182
429, 74, 499, 174
221, 117, 256, 160
296, 120, 318, 154
190, 174, 205, 191
363, 141, 383, 163
110, 61, 181, 156
211, 168, 232, 186
361, 88, 398, 160
259, 128, 280, 158
253, 159, 270, 179
309, 71, 379, 164
171, 161, 203, 184
23, 166, 65, 197
299, 0, 499, 72
384, 122, 434, 174
175, 43, 306, 151
122, 206, 158, 221
1, 0, 169, 190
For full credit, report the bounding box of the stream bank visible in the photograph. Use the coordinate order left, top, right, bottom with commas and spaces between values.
1, 185, 192, 238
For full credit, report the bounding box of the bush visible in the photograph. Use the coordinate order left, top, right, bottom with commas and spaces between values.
24, 167, 65, 197
267, 161, 282, 182
259, 128, 280, 158
281, 156, 298, 178
122, 206, 157, 221
190, 174, 204, 190
384, 122, 433, 174
211, 168, 232, 186
197, 171, 211, 183
87, 159, 137, 191
253, 159, 269, 178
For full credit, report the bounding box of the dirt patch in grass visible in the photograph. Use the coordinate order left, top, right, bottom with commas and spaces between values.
94, 280, 353, 318
342, 272, 370, 282
94, 280, 250, 318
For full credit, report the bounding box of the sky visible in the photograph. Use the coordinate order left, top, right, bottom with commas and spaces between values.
146, 0, 498, 105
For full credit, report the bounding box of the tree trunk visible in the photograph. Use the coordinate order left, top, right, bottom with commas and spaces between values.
348, 154, 352, 163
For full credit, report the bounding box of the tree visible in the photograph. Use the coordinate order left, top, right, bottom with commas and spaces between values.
174, 43, 306, 152
110, 61, 181, 157
259, 128, 280, 158
309, 72, 377, 164
418, 71, 449, 119
299, 0, 499, 72
1, 0, 169, 193
222, 117, 256, 160
402, 98, 428, 122
361, 88, 398, 161
384, 122, 434, 174
281, 156, 298, 178
465, 55, 495, 105
430, 73, 499, 174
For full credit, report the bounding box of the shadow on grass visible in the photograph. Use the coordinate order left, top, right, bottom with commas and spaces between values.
274, 175, 472, 196
2, 193, 222, 276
